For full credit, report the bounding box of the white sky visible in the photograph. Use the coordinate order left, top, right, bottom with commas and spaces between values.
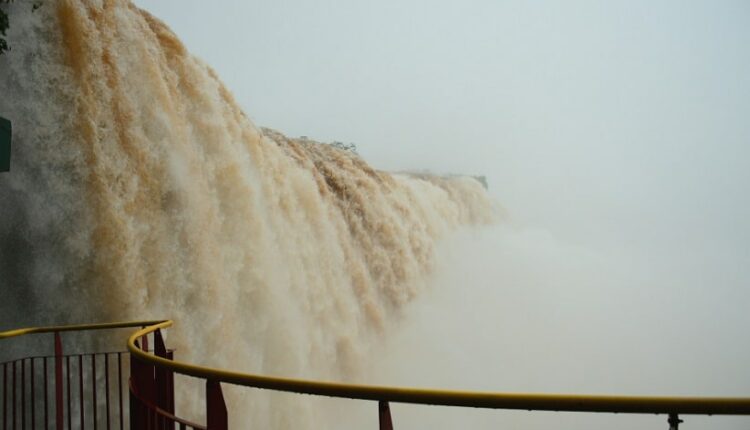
132, 1, 750, 428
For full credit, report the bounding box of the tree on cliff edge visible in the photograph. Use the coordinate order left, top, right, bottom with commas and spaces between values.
0, 4, 9, 56
0, 1, 39, 56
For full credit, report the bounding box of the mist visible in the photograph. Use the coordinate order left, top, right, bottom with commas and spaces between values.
363, 222, 750, 429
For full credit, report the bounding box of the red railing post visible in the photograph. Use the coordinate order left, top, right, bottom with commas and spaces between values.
54, 332, 63, 430
79, 355, 85, 430
118, 353, 123, 430
21, 359, 25, 430
3, 362, 7, 430
128, 372, 140, 430
30, 358, 35, 430
104, 354, 110, 430
154, 329, 175, 425
12, 361, 15, 430
92, 354, 98, 430
206, 381, 227, 430
379, 401, 394, 430
130, 340, 153, 430
44, 358, 49, 430
66, 357, 71, 430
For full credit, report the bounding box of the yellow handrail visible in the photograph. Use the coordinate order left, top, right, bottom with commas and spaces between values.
3, 319, 749, 416
0, 320, 166, 339
126, 320, 750, 416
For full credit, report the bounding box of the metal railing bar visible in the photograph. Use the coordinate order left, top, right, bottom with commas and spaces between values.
2, 363, 4, 430
66, 356, 71, 430
105, 353, 110, 430
12, 360, 15, 430
3, 319, 750, 428
117, 352, 123, 430
92, 353, 98, 430
44, 357, 48, 430
55, 332, 63, 430
128, 321, 750, 416
79, 355, 84, 430
0, 321, 166, 340
2, 362, 6, 430
20, 359, 23, 430
30, 358, 34, 430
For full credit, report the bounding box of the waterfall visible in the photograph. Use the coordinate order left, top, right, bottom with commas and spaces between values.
0, 0, 495, 426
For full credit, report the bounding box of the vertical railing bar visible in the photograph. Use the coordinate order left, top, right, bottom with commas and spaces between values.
12, 361, 16, 430
78, 355, 84, 430
3, 362, 7, 430
105, 354, 110, 430
31, 358, 35, 430
44, 358, 48, 430
128, 348, 135, 430
20, 359, 24, 430
92, 354, 97, 430
66, 356, 71, 430
117, 353, 123, 430
379, 401, 394, 430
54, 332, 64, 430
206, 380, 228, 430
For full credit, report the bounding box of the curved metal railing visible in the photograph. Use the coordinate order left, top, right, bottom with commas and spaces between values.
0, 320, 166, 430
127, 320, 750, 430
2, 319, 750, 430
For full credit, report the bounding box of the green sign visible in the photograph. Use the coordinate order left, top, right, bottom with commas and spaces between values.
0, 116, 10, 172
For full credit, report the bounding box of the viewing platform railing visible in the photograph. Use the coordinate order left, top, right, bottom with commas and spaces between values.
2, 320, 749, 429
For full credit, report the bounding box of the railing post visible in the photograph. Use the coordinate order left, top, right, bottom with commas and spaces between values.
3, 363, 6, 430
206, 380, 227, 430
379, 401, 394, 430
54, 332, 63, 430
154, 329, 175, 429
668, 414, 683, 430
130, 340, 153, 430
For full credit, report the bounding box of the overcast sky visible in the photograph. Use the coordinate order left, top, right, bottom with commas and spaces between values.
132, 1, 749, 427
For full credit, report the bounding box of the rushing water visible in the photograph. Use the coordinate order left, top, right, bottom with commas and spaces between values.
0, 0, 495, 426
